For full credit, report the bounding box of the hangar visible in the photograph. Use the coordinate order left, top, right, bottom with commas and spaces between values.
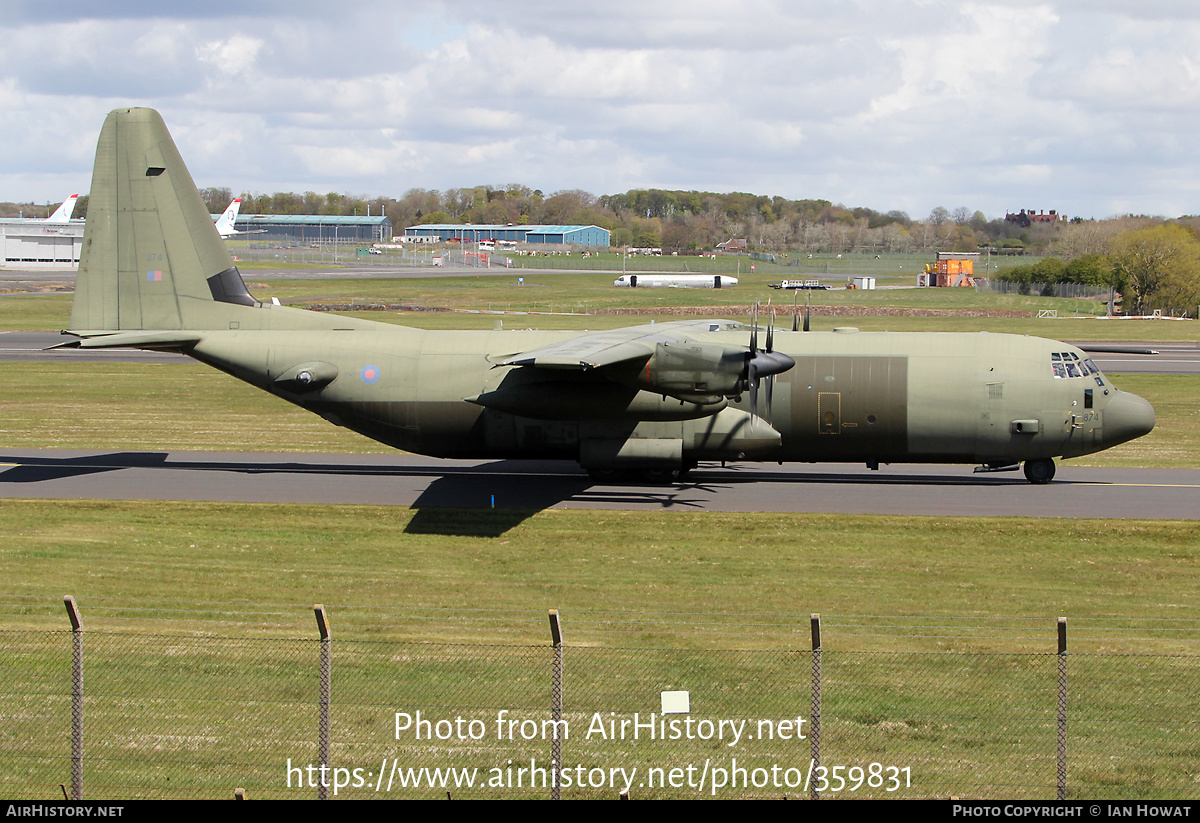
404, 223, 611, 246
226, 213, 393, 244
1, 219, 84, 268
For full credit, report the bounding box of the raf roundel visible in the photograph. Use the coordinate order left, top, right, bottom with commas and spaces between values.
360, 365, 381, 384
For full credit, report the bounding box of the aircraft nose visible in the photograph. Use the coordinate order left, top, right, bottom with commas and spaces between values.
1104, 390, 1156, 447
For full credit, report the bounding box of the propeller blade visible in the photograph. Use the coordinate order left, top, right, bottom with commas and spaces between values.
750, 302, 759, 354
748, 359, 759, 419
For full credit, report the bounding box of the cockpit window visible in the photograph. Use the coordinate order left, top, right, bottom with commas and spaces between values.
1051, 352, 1067, 378
1051, 352, 1107, 386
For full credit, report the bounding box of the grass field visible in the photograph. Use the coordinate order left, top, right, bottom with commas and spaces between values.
2, 263, 1198, 799
3, 503, 1198, 798
7, 264, 1199, 339
3, 501, 1198, 648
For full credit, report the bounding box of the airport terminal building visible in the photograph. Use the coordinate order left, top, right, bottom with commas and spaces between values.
404, 224, 611, 246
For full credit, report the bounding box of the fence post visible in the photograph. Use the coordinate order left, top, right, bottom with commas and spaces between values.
810, 613, 822, 801
549, 609, 563, 801
1056, 618, 1068, 800
64, 596, 83, 801
314, 605, 331, 800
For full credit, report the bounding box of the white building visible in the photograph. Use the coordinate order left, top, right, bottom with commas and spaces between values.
1, 219, 84, 268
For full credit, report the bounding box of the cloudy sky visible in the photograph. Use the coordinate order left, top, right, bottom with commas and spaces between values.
3, 1, 1199, 221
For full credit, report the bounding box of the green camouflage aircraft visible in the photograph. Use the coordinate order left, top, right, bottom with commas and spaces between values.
61, 108, 1155, 484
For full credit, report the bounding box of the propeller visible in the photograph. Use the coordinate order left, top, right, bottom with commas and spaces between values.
790, 289, 812, 332
746, 302, 795, 420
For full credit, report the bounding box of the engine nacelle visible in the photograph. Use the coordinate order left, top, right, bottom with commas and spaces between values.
637, 341, 748, 404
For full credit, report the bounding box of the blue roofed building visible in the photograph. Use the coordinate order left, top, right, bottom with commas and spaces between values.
404, 224, 611, 246
228, 214, 393, 243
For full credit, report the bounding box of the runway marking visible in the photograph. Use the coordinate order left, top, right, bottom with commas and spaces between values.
1079, 481, 1200, 489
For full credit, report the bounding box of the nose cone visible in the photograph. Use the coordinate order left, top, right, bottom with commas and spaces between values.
1104, 391, 1156, 447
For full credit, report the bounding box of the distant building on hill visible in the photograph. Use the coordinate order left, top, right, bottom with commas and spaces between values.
1005, 209, 1063, 228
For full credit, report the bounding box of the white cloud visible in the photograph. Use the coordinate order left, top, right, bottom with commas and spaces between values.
3, 1, 1200, 219
195, 34, 264, 76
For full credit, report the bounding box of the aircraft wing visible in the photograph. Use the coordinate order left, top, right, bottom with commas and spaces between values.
496, 319, 742, 370
492, 319, 783, 409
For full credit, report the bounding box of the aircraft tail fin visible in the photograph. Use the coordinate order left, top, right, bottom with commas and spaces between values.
70, 107, 256, 333
46, 194, 78, 223
214, 198, 242, 237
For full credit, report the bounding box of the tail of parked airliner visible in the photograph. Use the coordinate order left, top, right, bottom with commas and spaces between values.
46, 194, 79, 223
214, 198, 243, 237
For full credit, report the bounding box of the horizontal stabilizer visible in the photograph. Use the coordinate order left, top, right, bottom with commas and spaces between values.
54, 330, 203, 351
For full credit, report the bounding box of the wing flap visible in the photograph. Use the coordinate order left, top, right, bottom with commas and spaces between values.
496, 320, 738, 371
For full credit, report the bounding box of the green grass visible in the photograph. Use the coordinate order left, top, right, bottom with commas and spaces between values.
5, 264, 1199, 339
0, 293, 72, 330
2, 266, 1198, 799
2, 504, 1197, 798
2, 503, 1199, 652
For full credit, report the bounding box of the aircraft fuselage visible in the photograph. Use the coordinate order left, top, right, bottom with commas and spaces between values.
186, 314, 1152, 471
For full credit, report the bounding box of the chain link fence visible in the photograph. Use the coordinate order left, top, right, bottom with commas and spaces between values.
976, 279, 1112, 301
2, 606, 1197, 800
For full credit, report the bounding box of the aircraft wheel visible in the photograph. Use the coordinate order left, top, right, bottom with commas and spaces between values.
642, 467, 681, 485
1023, 458, 1056, 485
586, 467, 624, 483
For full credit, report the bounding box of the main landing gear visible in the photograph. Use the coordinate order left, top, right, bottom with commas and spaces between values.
1022, 458, 1056, 485
586, 464, 695, 485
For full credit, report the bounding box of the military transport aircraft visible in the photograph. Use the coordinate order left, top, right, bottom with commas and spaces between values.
59, 108, 1156, 484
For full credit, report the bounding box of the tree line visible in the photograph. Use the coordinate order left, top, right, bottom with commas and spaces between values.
4, 184, 1197, 315
195, 185, 1048, 256
995, 220, 1200, 316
